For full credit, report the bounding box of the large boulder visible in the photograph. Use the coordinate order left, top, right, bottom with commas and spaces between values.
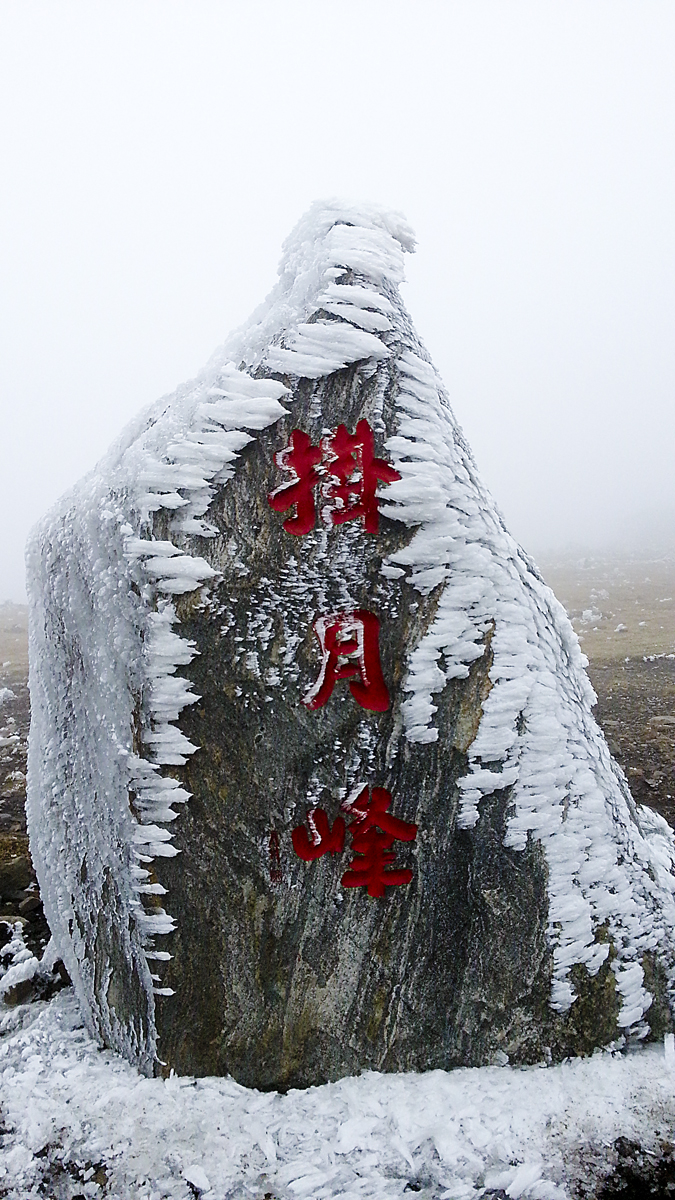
27, 202, 675, 1087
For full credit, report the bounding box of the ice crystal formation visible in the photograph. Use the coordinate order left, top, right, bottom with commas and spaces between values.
26, 202, 675, 1086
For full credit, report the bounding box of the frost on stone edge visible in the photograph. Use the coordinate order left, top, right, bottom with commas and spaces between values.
382, 348, 675, 1036
117, 369, 292, 987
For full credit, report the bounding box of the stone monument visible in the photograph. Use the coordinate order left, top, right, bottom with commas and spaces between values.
26, 203, 675, 1087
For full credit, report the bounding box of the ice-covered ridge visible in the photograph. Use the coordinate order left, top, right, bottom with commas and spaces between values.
26, 359, 294, 1051
319, 281, 395, 332
110, 368, 296, 977
120, 364, 290, 538
383, 349, 675, 1031
106, 365, 293, 983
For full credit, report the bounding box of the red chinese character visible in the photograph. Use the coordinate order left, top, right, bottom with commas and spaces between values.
292, 808, 346, 861
267, 420, 400, 535
268, 429, 322, 535
322, 419, 401, 533
341, 787, 417, 898
302, 610, 390, 712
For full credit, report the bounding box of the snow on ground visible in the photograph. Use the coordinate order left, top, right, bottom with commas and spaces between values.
1, 991, 674, 1200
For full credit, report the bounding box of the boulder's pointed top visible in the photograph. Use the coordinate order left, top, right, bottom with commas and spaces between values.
221, 199, 416, 372
278, 198, 417, 276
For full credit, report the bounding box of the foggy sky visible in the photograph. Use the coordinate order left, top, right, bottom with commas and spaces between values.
2, 1, 675, 602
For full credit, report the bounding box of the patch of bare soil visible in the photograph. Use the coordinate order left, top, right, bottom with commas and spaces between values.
588, 656, 675, 827
538, 552, 675, 831
0, 602, 29, 837
0, 602, 52, 975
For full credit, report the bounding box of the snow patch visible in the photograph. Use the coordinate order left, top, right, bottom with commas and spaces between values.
1, 990, 675, 1200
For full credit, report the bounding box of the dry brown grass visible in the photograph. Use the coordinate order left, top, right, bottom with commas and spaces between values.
538, 552, 675, 826
0, 602, 28, 687
537, 552, 675, 663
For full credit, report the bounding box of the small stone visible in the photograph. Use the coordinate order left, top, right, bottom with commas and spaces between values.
0, 835, 34, 898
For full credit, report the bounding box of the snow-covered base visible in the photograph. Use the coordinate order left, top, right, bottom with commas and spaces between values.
2, 991, 675, 1200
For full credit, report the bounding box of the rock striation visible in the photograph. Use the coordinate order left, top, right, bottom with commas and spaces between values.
26, 202, 675, 1087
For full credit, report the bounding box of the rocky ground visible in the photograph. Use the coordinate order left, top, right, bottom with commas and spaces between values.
1, 559, 674, 1197
0, 603, 55, 989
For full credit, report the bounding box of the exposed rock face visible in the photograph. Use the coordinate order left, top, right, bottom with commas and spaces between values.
26, 203, 675, 1087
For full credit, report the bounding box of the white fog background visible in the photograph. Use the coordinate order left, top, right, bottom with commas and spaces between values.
1, 1, 674, 603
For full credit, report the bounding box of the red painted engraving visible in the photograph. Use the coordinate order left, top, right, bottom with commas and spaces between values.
322, 419, 401, 533
342, 787, 417, 898
302, 610, 390, 712
268, 429, 322, 535
291, 808, 346, 861
267, 419, 400, 535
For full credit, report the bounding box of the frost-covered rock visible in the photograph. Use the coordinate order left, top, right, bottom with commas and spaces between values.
26, 201, 675, 1087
